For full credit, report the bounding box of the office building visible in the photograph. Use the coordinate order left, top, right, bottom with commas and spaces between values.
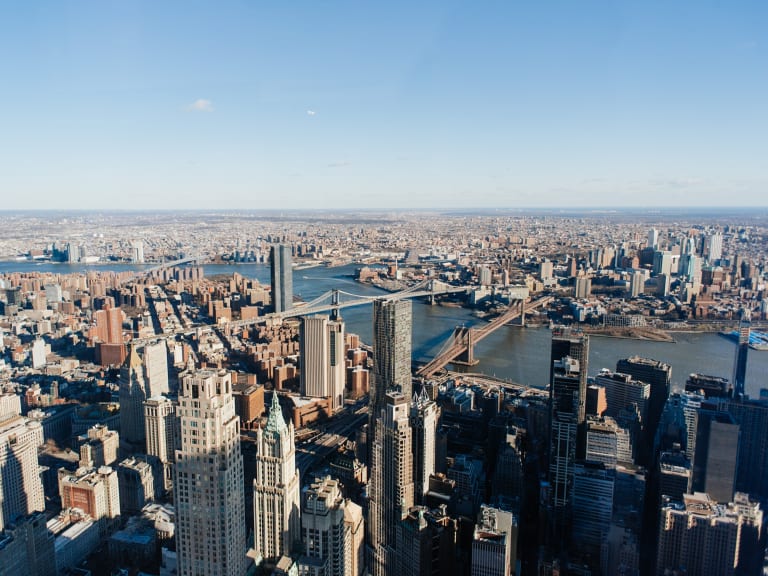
79, 424, 119, 468
344, 500, 365, 576
596, 370, 650, 426
270, 244, 293, 313
727, 399, 768, 502
692, 409, 739, 503
585, 416, 633, 466
411, 388, 439, 501
648, 228, 659, 251
58, 466, 121, 536
252, 391, 300, 564
395, 505, 459, 576
300, 315, 346, 410
119, 340, 169, 453
470, 505, 516, 576
0, 416, 45, 532
616, 356, 672, 459
367, 392, 414, 576
0, 512, 56, 576
144, 395, 177, 493
175, 370, 247, 576
572, 461, 614, 564
117, 456, 157, 515
371, 299, 413, 420
549, 327, 589, 536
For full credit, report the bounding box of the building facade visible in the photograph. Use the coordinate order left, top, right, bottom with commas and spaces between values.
174, 370, 247, 576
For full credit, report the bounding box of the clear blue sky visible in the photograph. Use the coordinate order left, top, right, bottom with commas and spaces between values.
1, 1, 766, 210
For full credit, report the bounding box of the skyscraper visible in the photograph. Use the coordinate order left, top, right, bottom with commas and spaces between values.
732, 308, 750, 398
144, 395, 177, 493
299, 476, 362, 576
370, 299, 412, 420
656, 492, 758, 576
367, 391, 414, 576
410, 388, 439, 502
548, 327, 589, 538
252, 391, 300, 565
174, 370, 247, 576
648, 228, 659, 251
616, 356, 672, 460
470, 505, 516, 576
119, 340, 169, 453
0, 416, 45, 531
300, 315, 346, 410
270, 244, 293, 313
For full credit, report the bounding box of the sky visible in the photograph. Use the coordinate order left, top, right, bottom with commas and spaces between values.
1, 1, 766, 210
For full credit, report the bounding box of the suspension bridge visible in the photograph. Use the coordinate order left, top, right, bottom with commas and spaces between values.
415, 295, 554, 379
228, 278, 472, 329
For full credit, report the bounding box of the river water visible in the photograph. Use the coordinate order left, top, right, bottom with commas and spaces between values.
3, 261, 767, 397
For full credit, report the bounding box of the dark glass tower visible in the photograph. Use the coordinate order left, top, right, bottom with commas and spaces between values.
733, 308, 751, 398
548, 327, 589, 539
270, 244, 293, 313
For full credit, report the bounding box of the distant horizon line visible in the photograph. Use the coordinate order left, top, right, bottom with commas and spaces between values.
2, 206, 768, 214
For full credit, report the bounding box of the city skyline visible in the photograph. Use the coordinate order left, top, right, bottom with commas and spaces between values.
1, 2, 766, 210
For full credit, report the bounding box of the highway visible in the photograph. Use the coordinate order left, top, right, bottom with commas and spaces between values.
295, 403, 368, 479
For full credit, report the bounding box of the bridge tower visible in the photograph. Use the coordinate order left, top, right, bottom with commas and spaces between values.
453, 327, 479, 368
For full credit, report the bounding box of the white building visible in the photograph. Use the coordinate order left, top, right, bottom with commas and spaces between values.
0, 416, 45, 531
410, 388, 439, 501
174, 370, 248, 576
252, 391, 301, 564
300, 315, 346, 410
119, 340, 169, 452
144, 395, 177, 493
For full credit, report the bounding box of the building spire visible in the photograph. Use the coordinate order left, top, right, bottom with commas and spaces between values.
265, 390, 288, 435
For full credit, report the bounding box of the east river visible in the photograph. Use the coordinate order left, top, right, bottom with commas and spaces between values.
3, 261, 767, 396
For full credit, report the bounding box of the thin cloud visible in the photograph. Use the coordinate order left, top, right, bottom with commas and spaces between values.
306, 109, 316, 116
328, 161, 351, 168
187, 99, 214, 112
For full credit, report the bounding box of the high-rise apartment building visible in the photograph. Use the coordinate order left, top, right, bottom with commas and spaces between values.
0, 416, 45, 531
656, 492, 760, 576
703, 232, 723, 263
371, 299, 412, 420
300, 315, 346, 410
119, 341, 169, 453
270, 244, 293, 313
174, 370, 247, 576
252, 391, 300, 565
367, 392, 414, 576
